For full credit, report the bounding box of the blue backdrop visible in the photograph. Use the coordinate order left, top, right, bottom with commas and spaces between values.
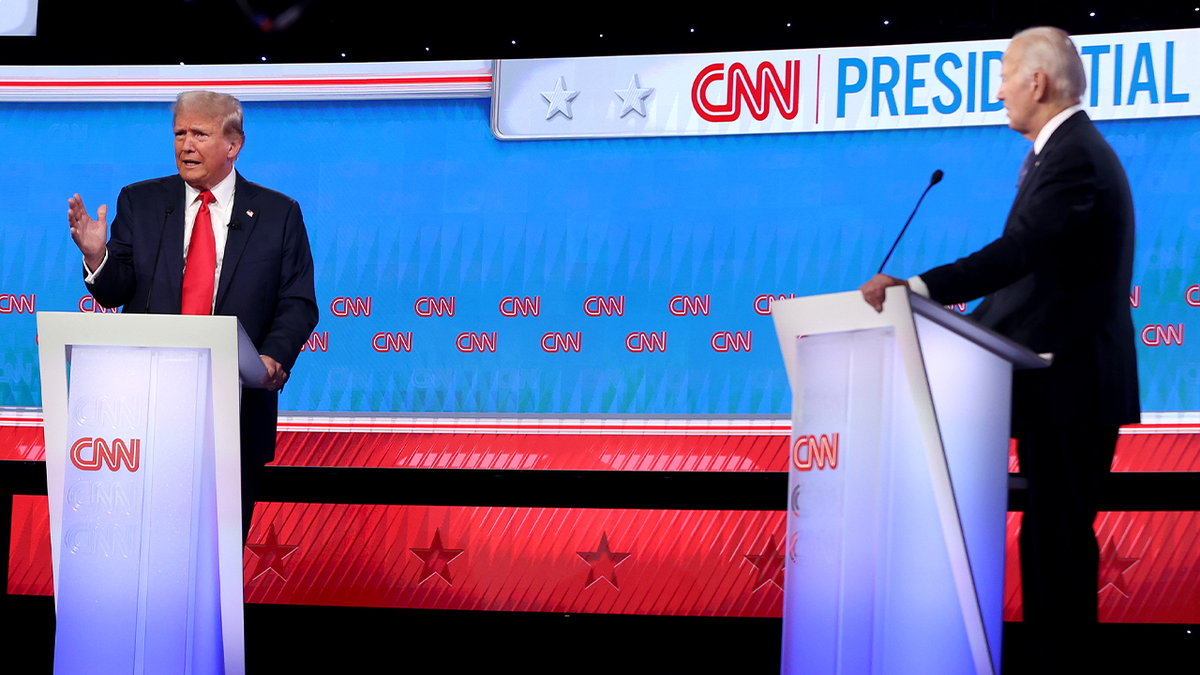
0, 99, 1194, 414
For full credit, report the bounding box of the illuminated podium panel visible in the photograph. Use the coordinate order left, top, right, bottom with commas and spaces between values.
37, 313, 264, 675
772, 288, 1047, 675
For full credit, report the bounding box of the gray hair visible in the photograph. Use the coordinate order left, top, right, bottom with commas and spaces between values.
1011, 27, 1087, 105
172, 90, 245, 144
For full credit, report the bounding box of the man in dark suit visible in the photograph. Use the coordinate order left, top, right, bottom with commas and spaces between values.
67, 90, 319, 542
861, 27, 1138, 672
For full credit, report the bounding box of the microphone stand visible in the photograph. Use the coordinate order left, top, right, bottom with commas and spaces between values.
877, 170, 943, 274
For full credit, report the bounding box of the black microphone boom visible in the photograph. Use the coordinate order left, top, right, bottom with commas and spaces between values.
877, 170, 944, 274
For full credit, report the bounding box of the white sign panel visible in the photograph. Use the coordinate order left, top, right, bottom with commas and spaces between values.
0, 0, 37, 35
492, 28, 1198, 139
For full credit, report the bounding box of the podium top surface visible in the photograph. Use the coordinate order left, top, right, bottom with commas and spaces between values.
771, 289, 1050, 372
36, 312, 268, 387
905, 293, 1050, 370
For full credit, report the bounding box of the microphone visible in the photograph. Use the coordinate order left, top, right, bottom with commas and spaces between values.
229, 219, 242, 231
145, 203, 175, 313
877, 170, 944, 274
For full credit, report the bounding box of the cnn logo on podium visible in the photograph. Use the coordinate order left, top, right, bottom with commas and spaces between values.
792, 433, 839, 471
70, 437, 141, 472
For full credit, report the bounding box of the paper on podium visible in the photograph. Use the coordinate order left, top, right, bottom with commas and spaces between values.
237, 320, 268, 388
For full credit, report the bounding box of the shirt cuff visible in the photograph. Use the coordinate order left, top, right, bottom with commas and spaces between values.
83, 250, 108, 284
907, 275, 931, 299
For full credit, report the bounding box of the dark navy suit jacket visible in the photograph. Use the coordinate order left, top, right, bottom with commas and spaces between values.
85, 171, 319, 463
920, 111, 1139, 429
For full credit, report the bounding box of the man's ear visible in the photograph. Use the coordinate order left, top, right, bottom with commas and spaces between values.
1031, 70, 1051, 104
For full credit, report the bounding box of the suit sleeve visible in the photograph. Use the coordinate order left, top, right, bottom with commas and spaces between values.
257, 199, 319, 372
919, 146, 1098, 305
85, 187, 139, 310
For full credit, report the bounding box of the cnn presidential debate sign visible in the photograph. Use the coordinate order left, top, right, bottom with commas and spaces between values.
493, 29, 1197, 136
0, 28, 1197, 419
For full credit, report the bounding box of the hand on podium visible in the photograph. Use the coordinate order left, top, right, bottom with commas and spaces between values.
67, 193, 108, 271
859, 273, 909, 312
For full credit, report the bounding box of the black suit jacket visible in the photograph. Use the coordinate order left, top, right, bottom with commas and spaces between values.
920, 111, 1139, 428
85, 171, 319, 462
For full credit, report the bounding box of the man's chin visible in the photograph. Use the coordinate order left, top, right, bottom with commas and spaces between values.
178, 168, 209, 189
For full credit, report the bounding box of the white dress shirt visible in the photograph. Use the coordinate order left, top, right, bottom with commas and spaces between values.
908, 104, 1088, 298
1034, 103, 1085, 156
85, 169, 237, 311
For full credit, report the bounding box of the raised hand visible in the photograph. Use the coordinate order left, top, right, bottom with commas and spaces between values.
67, 194, 108, 270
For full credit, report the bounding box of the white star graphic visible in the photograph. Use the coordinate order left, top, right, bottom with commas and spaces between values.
614, 74, 654, 118
541, 76, 580, 120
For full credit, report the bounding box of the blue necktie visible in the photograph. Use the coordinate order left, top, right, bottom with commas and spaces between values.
1016, 148, 1036, 190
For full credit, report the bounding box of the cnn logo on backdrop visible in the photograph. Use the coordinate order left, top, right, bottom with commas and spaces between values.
692, 60, 800, 123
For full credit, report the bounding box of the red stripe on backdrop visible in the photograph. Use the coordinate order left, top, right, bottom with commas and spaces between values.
1003, 511, 1200, 623
276, 422, 789, 433
0, 426, 45, 461
1004, 513, 1023, 620
10, 495, 1200, 622
7, 495, 53, 596
1112, 432, 1200, 471
243, 503, 785, 616
272, 432, 790, 471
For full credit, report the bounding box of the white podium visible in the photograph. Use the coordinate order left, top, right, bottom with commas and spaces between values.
771, 288, 1048, 675
37, 312, 266, 675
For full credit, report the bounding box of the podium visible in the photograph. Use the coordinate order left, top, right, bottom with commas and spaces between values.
37, 312, 266, 675
771, 288, 1048, 675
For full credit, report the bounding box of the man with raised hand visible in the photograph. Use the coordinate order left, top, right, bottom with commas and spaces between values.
67, 90, 319, 542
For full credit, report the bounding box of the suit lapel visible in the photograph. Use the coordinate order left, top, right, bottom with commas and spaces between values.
216, 172, 261, 312
160, 177, 188, 312
1009, 111, 1087, 213
1011, 157, 1046, 211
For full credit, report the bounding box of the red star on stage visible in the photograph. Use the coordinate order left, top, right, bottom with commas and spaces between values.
410, 528, 465, 585
744, 534, 785, 591
246, 524, 299, 581
1098, 540, 1139, 597
577, 531, 631, 589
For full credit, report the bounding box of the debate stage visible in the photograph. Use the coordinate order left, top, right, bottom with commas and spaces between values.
4, 24, 1200, 675
4, 418, 1199, 671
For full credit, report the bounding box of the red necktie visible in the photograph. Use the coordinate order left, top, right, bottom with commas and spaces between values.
181, 190, 216, 315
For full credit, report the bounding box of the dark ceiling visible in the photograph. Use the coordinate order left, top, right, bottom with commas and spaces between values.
2, 1, 1198, 66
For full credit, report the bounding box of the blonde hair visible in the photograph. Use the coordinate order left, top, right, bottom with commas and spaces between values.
172, 90, 245, 144
1011, 26, 1087, 105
